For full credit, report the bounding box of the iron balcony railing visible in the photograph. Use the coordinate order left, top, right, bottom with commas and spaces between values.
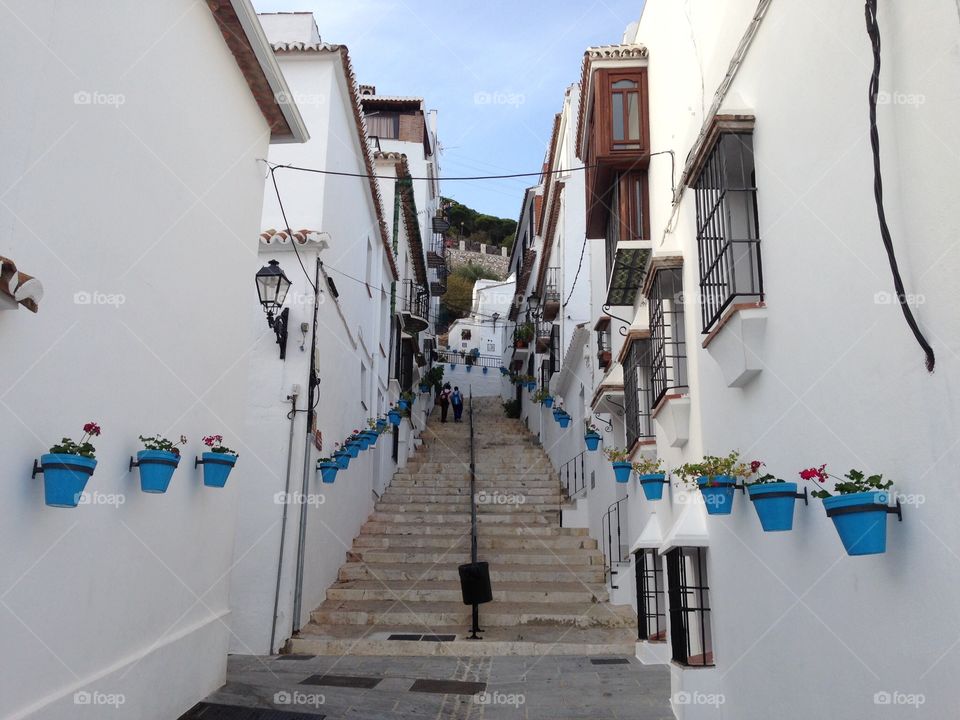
558, 451, 588, 523
437, 349, 502, 369
401, 279, 429, 327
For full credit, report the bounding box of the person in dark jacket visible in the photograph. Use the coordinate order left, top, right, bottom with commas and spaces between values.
439, 383, 452, 423
451, 386, 464, 422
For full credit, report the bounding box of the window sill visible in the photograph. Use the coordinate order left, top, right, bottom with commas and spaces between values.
702, 303, 767, 388
651, 394, 690, 448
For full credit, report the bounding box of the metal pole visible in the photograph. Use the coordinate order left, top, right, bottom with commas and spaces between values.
468, 388, 481, 639
270, 393, 298, 654
292, 256, 321, 634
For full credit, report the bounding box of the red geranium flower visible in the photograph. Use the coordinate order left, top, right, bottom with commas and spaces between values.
83, 421, 101, 437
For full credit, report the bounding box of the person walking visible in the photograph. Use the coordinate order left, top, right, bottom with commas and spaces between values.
439, 383, 452, 423
451, 386, 464, 423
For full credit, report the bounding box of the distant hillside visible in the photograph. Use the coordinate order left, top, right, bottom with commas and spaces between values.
441, 197, 517, 248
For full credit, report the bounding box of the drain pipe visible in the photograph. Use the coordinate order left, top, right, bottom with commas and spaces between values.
269, 391, 299, 654
292, 256, 321, 634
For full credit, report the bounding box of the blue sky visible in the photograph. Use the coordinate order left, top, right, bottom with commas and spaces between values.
253, 0, 645, 220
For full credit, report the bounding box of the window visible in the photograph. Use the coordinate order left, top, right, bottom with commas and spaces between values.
603, 179, 620, 282
623, 338, 654, 447
366, 111, 399, 139
596, 324, 612, 369
695, 133, 763, 332
665, 547, 713, 666
635, 549, 665, 642
624, 172, 647, 241
549, 324, 560, 376
486, 340, 495, 352
648, 267, 687, 407
360, 362, 369, 411
610, 78, 641, 150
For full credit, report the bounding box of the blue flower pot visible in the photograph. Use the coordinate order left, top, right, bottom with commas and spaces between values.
584, 433, 601, 452
526, 381, 536, 391
345, 441, 361, 458
334, 450, 350, 470
557, 414, 571, 429
375, 419, 387, 432
543, 396, 554, 409
823, 491, 892, 556
552, 409, 562, 422
482, 367, 488, 374
420, 383, 430, 393
613, 461, 632, 484
748, 482, 799, 531
362, 430, 378, 447
639, 473, 666, 500
318, 461, 338, 484
388, 410, 401, 426
201, 452, 237, 488
40, 453, 96, 507
398, 399, 410, 411
697, 476, 736, 515
136, 449, 180, 493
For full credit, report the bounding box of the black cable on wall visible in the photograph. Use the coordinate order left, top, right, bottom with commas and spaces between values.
865, 0, 935, 372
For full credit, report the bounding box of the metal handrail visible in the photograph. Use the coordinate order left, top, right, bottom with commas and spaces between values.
467, 388, 481, 639
601, 496, 628, 589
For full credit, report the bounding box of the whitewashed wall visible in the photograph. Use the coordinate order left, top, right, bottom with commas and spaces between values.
0, 2, 279, 718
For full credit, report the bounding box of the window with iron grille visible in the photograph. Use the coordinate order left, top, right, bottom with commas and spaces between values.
549, 324, 560, 375
623, 338, 654, 447
648, 267, 687, 407
399, 341, 414, 392
665, 547, 713, 667
695, 132, 763, 332
635, 549, 665, 642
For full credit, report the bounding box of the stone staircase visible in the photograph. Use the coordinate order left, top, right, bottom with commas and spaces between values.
288, 396, 637, 656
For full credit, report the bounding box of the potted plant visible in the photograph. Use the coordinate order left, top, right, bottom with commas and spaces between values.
677, 452, 743, 515
398, 391, 415, 411
514, 323, 534, 349
419, 380, 431, 393
345, 430, 363, 456
800, 464, 896, 555
584, 421, 602, 452
743, 462, 804, 531
333, 442, 351, 470
198, 435, 238, 487
362, 419, 379, 448
555, 408, 571, 428
316, 455, 338, 484
499, 366, 508, 376
542, 394, 554, 408
605, 447, 632, 483
375, 417, 388, 432
36, 422, 101, 507
634, 457, 667, 500
387, 407, 402, 426
134, 434, 187, 493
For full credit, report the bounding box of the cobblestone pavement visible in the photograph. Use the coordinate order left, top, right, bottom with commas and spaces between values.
183, 653, 673, 719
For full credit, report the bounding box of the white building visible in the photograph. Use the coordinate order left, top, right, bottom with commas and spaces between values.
0, 2, 307, 718
521, 1, 960, 718
446, 277, 515, 357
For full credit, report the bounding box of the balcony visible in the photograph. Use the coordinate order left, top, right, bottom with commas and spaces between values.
513, 321, 534, 359
401, 279, 429, 332
542, 267, 561, 321
536, 321, 553, 354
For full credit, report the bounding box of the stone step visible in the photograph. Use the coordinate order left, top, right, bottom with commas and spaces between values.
389, 477, 558, 487
288, 625, 638, 657
352, 534, 598, 550
311, 600, 636, 628
325, 580, 607, 604
345, 549, 603, 565
374, 501, 559, 513
338, 562, 606, 584
384, 484, 558, 496
359, 522, 588, 537
369, 511, 556, 525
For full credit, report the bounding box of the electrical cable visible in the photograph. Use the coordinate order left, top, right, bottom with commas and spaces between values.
562, 235, 589, 308
268, 161, 597, 182
269, 167, 318, 293
864, 0, 935, 372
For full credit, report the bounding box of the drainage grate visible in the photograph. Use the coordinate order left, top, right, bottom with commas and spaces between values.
387, 634, 423, 641
409, 679, 486, 695
179, 702, 325, 719
275, 654, 316, 660
386, 633, 456, 642
590, 658, 630, 665
301, 674, 382, 689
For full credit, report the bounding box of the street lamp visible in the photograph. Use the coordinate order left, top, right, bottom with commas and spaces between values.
256, 259, 292, 359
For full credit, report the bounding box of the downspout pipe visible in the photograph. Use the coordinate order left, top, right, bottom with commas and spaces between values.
269, 392, 298, 654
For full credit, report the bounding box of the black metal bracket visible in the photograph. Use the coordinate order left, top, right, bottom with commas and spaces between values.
825, 498, 903, 522
593, 413, 613, 432
602, 305, 632, 337
748, 487, 809, 505
32, 459, 43, 478
129, 456, 139, 472
274, 307, 290, 360
603, 395, 625, 417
